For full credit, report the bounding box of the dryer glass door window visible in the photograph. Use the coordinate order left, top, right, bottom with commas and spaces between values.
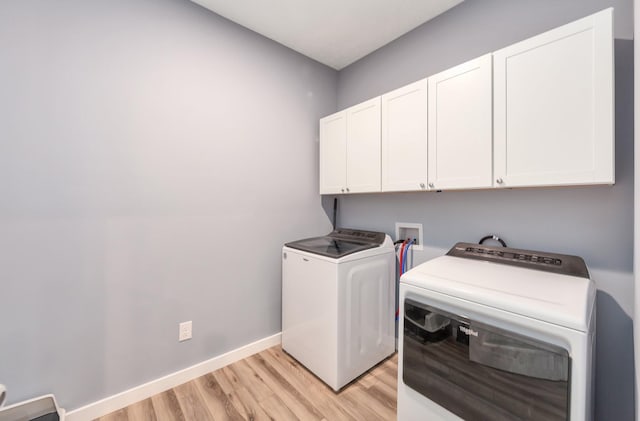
403, 299, 570, 420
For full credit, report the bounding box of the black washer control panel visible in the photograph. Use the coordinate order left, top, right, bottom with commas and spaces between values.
330, 229, 386, 245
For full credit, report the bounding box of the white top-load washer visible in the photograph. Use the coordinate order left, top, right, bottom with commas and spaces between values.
398, 242, 596, 421
282, 228, 395, 391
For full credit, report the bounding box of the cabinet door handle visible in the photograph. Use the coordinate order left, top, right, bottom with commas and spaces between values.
496, 178, 504, 184
428, 182, 434, 188
346, 187, 350, 192
341, 188, 345, 193
419, 183, 425, 189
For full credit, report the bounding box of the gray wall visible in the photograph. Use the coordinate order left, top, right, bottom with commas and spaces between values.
333, 0, 635, 419
0, 0, 336, 410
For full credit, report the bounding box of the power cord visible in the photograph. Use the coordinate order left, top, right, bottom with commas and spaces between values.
479, 235, 507, 248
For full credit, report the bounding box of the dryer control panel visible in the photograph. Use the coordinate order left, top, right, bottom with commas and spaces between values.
447, 242, 589, 279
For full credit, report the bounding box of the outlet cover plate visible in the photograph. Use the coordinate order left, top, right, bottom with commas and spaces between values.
179, 321, 192, 342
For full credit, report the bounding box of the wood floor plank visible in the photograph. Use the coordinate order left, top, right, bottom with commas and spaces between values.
245, 353, 324, 421
367, 380, 397, 412
260, 348, 356, 421
373, 361, 400, 390
341, 382, 395, 421
258, 394, 299, 421
211, 368, 237, 395
126, 398, 157, 421
212, 370, 263, 421
267, 346, 387, 421
351, 382, 396, 420
355, 370, 379, 389
267, 347, 334, 392
194, 373, 245, 421
173, 381, 215, 421
223, 360, 274, 402
98, 346, 399, 421
213, 366, 272, 421
234, 386, 273, 421
149, 389, 184, 421
99, 408, 129, 421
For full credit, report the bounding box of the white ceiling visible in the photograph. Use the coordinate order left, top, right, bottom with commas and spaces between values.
190, 0, 463, 70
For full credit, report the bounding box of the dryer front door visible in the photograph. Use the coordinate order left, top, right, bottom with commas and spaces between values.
403, 298, 570, 421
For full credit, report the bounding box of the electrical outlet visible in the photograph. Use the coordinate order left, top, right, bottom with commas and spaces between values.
179, 321, 192, 342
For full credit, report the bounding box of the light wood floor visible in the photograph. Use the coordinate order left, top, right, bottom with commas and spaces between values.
97, 346, 398, 421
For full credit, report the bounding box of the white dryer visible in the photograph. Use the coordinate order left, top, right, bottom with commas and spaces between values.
282, 229, 395, 391
398, 242, 596, 421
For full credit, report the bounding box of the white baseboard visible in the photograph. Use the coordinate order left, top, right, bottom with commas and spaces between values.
65, 333, 282, 421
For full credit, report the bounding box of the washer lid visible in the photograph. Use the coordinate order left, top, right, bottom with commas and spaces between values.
285, 228, 385, 258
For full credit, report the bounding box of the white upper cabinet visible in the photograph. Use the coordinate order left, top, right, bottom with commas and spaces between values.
346, 97, 382, 193
320, 97, 381, 194
381, 79, 428, 192
319, 111, 347, 194
493, 8, 614, 188
320, 9, 614, 195
428, 54, 493, 190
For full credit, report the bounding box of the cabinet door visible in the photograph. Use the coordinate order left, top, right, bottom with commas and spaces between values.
428, 54, 492, 190
493, 8, 614, 188
381, 80, 428, 192
346, 97, 381, 193
319, 110, 347, 194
